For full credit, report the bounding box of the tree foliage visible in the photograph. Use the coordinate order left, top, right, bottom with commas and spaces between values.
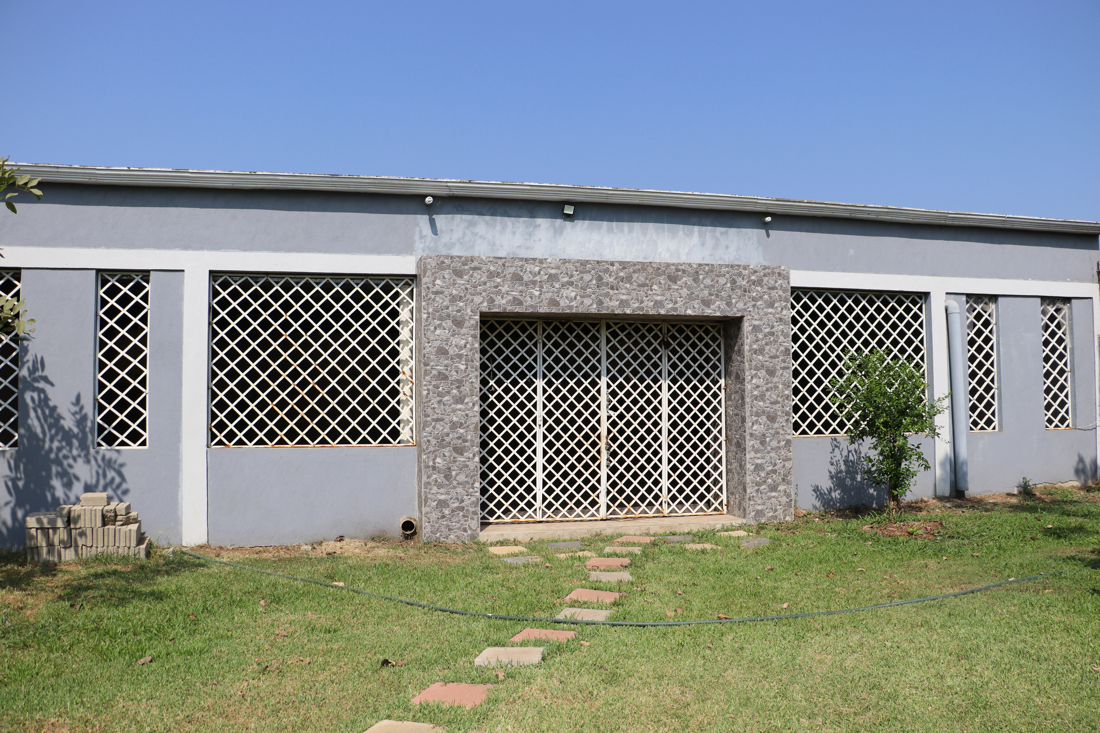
829, 349, 948, 511
1, 156, 42, 213
0, 156, 37, 340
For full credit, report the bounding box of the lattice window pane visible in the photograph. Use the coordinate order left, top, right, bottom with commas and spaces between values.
0, 271, 20, 448
479, 320, 540, 522
666, 323, 726, 515
605, 321, 664, 517
1041, 298, 1072, 429
541, 321, 603, 520
965, 296, 998, 432
97, 273, 150, 447
210, 274, 415, 447
792, 289, 927, 436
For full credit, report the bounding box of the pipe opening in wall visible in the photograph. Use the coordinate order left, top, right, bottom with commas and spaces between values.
400, 516, 418, 538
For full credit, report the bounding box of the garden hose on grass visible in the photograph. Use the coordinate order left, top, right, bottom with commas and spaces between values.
179, 549, 1100, 628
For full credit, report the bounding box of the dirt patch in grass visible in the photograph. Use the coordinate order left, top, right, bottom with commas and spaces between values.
862, 520, 944, 539
201, 538, 478, 567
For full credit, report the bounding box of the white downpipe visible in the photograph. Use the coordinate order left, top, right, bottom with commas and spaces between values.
945, 300, 969, 494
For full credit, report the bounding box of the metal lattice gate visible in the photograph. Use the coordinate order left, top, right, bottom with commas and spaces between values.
480, 319, 726, 522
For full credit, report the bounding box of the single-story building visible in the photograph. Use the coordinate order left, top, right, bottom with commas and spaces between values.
0, 163, 1097, 547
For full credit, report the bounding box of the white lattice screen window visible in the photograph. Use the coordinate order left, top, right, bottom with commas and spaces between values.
1040, 298, 1072, 429
0, 271, 20, 448
96, 273, 151, 447
480, 319, 726, 523
791, 289, 927, 436
965, 296, 999, 432
209, 274, 415, 447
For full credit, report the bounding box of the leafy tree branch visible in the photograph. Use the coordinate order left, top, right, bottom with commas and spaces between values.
0, 156, 38, 340
829, 349, 948, 513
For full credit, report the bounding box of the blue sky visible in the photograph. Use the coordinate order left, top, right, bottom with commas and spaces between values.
2, 1, 1097, 220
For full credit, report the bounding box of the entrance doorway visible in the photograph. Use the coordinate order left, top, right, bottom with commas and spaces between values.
479, 319, 727, 522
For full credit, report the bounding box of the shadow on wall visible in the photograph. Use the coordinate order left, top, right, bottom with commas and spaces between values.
1074, 453, 1099, 485
810, 438, 887, 510
0, 356, 129, 548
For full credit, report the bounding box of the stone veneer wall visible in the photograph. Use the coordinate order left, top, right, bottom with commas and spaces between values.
416, 255, 793, 542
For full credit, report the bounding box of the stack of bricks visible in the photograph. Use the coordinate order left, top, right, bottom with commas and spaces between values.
25, 492, 149, 562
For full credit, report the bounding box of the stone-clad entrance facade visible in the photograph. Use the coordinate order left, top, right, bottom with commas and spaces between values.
416, 255, 794, 542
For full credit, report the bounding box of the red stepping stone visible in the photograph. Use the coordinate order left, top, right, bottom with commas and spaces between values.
586, 557, 630, 570
565, 588, 624, 603
509, 627, 577, 643
411, 682, 492, 709
613, 535, 654, 544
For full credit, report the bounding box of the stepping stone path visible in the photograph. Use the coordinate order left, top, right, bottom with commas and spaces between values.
557, 607, 613, 621
488, 545, 528, 556
590, 571, 633, 582
411, 682, 493, 709
684, 543, 721, 551
663, 535, 693, 543
510, 628, 576, 642
603, 546, 641, 555
565, 588, 624, 603
720, 530, 749, 537
364, 720, 445, 733
741, 537, 771, 549
586, 557, 630, 570
547, 541, 583, 550
475, 647, 544, 667
401, 531, 671, 729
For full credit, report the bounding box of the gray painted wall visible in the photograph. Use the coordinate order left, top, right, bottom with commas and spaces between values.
206, 446, 416, 546
793, 436, 936, 511
965, 296, 1098, 493
0, 185, 1095, 542
3, 185, 1096, 283
0, 269, 184, 548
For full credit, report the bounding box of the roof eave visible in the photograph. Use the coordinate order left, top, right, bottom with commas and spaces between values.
11, 163, 1100, 236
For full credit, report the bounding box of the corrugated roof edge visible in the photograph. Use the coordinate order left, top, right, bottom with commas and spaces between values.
11, 163, 1100, 235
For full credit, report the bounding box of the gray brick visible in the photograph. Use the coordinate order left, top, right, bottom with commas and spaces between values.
79, 492, 109, 506
25, 513, 65, 529
115, 502, 132, 515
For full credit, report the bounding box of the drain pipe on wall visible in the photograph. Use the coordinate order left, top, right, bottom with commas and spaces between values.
945, 300, 969, 496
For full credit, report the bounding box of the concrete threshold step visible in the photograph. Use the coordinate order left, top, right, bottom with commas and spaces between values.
479, 514, 745, 543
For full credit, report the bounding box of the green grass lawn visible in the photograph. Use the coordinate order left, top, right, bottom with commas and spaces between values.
2, 486, 1099, 733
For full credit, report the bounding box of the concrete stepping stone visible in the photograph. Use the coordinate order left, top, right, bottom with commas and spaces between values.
546, 541, 583, 550
411, 682, 493, 709
741, 537, 771, 549
557, 607, 613, 621
556, 551, 596, 558
684, 543, 721, 550
364, 720, 445, 733
565, 588, 624, 603
474, 646, 544, 667
589, 571, 633, 582
719, 530, 749, 537
503, 555, 541, 564
488, 545, 528, 556
603, 546, 641, 555
614, 535, 655, 544
662, 534, 693, 543
586, 557, 630, 570
509, 627, 577, 642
